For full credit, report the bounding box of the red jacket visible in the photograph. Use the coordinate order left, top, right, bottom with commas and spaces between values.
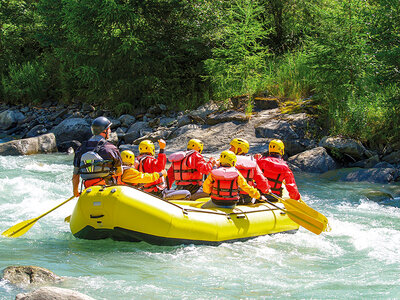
167, 150, 214, 187
236, 155, 270, 194
256, 155, 300, 200
136, 152, 167, 192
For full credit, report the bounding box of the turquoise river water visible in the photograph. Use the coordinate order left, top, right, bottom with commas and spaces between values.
1, 153, 400, 299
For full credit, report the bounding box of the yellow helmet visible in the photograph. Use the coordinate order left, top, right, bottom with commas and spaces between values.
230, 138, 250, 155
139, 140, 155, 155
269, 139, 284, 156
187, 139, 204, 154
219, 150, 237, 167
121, 150, 135, 165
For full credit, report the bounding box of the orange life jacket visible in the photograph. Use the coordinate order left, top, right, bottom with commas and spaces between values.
137, 155, 166, 192
168, 150, 203, 186
235, 156, 257, 194
210, 167, 240, 202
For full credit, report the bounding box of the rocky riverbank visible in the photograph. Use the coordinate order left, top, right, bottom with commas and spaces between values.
1, 100, 400, 184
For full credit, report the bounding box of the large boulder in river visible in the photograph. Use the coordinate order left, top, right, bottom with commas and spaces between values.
51, 118, 91, 145
342, 167, 400, 183
287, 147, 338, 173
0, 133, 57, 156
0, 109, 25, 129
16, 287, 95, 300
319, 136, 368, 162
2, 266, 63, 286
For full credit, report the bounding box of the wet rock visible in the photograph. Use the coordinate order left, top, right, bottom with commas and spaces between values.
16, 287, 95, 300
51, 118, 91, 145
362, 190, 394, 203
0, 109, 25, 130
287, 147, 337, 173
350, 155, 380, 168
343, 168, 399, 183
319, 136, 367, 162
0, 133, 57, 156
2, 266, 63, 286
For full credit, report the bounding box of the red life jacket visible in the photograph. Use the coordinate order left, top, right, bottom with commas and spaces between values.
260, 157, 286, 196
136, 155, 166, 192
168, 150, 203, 186
210, 167, 240, 202
235, 155, 257, 194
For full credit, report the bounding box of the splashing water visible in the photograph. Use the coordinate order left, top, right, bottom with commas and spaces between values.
1, 154, 400, 299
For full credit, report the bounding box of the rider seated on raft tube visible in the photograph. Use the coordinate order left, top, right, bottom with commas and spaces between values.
255, 139, 301, 202
229, 138, 271, 205
72, 116, 122, 197
167, 139, 217, 200
201, 150, 260, 209
122, 143, 190, 201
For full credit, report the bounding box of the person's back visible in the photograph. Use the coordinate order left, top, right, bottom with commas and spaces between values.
120, 150, 164, 187
256, 140, 300, 200
167, 138, 216, 199
229, 138, 270, 204
72, 116, 122, 196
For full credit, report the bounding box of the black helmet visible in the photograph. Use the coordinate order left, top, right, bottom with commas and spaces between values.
91, 116, 112, 135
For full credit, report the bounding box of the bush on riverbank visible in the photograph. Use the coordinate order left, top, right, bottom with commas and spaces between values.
0, 0, 399, 147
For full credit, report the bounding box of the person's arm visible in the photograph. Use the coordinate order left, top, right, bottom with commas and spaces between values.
237, 173, 260, 199
253, 164, 271, 194
202, 174, 214, 195
284, 170, 301, 200
122, 168, 160, 184
72, 173, 80, 197
193, 153, 214, 175
167, 165, 175, 187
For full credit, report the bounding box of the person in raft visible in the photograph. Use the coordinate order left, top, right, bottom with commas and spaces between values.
72, 116, 122, 197
167, 138, 217, 200
121, 149, 190, 200
255, 139, 301, 201
229, 138, 271, 204
201, 150, 261, 209
134, 139, 168, 198
120, 150, 167, 185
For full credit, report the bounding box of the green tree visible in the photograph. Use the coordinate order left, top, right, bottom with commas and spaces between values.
205, 0, 270, 106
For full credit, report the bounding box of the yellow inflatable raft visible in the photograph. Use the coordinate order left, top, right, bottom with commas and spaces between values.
70, 185, 299, 245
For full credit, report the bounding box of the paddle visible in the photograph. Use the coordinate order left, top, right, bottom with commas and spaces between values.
2, 195, 76, 238
260, 195, 327, 235
267, 193, 330, 232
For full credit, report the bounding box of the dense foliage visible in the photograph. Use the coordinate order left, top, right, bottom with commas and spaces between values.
1, 0, 399, 145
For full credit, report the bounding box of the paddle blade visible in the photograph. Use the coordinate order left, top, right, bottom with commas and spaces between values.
285, 210, 325, 235
2, 218, 38, 238
64, 215, 71, 223
283, 199, 330, 232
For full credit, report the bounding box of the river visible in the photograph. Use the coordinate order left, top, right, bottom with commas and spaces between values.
1, 153, 400, 299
